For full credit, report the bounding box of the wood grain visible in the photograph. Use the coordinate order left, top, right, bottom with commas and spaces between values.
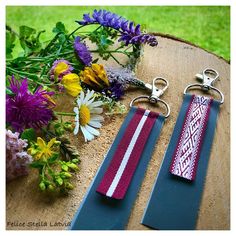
6, 35, 230, 230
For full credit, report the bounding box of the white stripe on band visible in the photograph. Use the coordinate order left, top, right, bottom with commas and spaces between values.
106, 110, 150, 197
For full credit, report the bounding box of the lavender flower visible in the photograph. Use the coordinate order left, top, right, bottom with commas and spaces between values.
6, 76, 55, 132
74, 36, 92, 66
6, 130, 32, 182
105, 67, 146, 89
102, 80, 125, 100
76, 9, 158, 46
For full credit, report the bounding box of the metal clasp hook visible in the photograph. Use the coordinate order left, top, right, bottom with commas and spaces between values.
144, 77, 169, 103
130, 77, 170, 118
196, 68, 219, 90
184, 68, 224, 104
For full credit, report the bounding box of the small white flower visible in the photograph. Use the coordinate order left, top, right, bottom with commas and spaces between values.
73, 90, 104, 142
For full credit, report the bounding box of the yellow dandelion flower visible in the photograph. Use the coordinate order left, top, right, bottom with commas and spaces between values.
80, 64, 109, 89
50, 59, 74, 82
54, 61, 70, 77
28, 137, 60, 161
61, 73, 83, 97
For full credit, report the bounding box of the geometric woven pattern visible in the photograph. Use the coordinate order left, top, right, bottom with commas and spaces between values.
169, 95, 212, 181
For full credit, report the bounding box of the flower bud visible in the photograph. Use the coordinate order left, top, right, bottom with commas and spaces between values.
60, 171, 72, 178
48, 184, 55, 191
55, 177, 63, 186
39, 181, 46, 191
61, 164, 69, 172
55, 127, 65, 136
67, 163, 79, 171
71, 158, 79, 164
65, 182, 74, 190
64, 122, 73, 132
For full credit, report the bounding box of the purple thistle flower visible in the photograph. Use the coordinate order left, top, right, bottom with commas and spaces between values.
76, 9, 158, 47
49, 59, 74, 82
6, 129, 32, 182
74, 36, 92, 66
6, 76, 55, 132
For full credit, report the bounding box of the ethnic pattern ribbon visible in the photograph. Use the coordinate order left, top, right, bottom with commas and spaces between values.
97, 108, 159, 199
169, 95, 213, 180
141, 94, 221, 229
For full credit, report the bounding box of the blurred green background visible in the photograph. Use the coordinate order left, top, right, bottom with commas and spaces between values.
6, 6, 230, 60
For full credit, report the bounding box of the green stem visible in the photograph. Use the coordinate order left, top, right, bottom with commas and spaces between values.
41, 164, 46, 179
56, 50, 74, 57
109, 53, 125, 67
55, 111, 76, 117
40, 32, 63, 56
115, 45, 125, 51
124, 45, 133, 52
79, 25, 102, 41
67, 25, 85, 38
6, 66, 53, 86
46, 163, 56, 179
90, 49, 130, 57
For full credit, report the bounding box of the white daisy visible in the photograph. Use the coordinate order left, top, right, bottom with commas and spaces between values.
73, 90, 104, 142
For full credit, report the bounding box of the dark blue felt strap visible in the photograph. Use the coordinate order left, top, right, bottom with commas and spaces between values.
141, 94, 220, 230
70, 106, 165, 230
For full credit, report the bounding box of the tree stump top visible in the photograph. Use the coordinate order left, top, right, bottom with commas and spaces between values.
6, 35, 230, 230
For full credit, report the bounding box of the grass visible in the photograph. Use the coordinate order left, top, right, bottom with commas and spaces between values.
6, 6, 230, 60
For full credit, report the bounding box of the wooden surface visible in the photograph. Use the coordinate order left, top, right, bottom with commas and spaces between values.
6, 35, 230, 230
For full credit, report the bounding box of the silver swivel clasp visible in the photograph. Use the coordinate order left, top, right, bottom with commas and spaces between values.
196, 68, 219, 91
184, 68, 224, 104
144, 77, 169, 104
130, 77, 170, 118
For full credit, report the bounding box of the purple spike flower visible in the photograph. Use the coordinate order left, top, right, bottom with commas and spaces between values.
119, 33, 158, 46
74, 36, 92, 66
6, 76, 55, 132
76, 9, 158, 47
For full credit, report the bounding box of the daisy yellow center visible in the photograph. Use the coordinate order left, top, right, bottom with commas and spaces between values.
79, 104, 91, 126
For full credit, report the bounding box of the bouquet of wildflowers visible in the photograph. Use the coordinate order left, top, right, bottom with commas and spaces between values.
6, 9, 158, 193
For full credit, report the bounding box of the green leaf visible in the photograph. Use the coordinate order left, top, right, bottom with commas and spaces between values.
20, 128, 36, 142
19, 25, 45, 54
100, 35, 113, 47
47, 153, 59, 163
92, 58, 99, 64
54, 123, 61, 129
6, 87, 14, 96
6, 31, 16, 59
20, 25, 36, 38
89, 27, 116, 60
30, 162, 44, 169
52, 22, 67, 34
